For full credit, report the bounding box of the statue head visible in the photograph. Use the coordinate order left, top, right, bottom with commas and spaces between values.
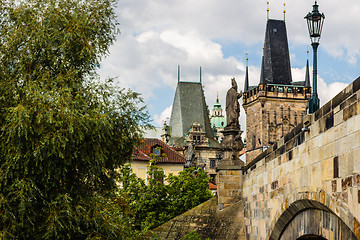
231, 77, 237, 91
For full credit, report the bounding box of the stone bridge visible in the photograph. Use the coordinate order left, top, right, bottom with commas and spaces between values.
149, 77, 360, 240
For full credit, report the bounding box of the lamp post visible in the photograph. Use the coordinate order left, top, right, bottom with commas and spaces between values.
305, 1, 325, 113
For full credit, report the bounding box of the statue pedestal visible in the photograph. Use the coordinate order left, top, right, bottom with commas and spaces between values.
216, 126, 244, 210
219, 126, 244, 164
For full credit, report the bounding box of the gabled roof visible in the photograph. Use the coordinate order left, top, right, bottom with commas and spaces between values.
133, 138, 185, 164
262, 19, 292, 85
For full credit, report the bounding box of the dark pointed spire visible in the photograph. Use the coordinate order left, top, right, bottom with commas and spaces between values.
260, 55, 266, 84
244, 53, 249, 92
305, 50, 311, 87
262, 19, 292, 85
260, 47, 266, 84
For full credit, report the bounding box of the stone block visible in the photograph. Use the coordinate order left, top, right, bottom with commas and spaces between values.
224, 182, 242, 190
321, 158, 333, 182
346, 114, 356, 134
310, 163, 322, 188
225, 170, 242, 176
218, 175, 241, 183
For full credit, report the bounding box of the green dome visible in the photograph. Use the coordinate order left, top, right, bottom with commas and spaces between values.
211, 94, 226, 129
211, 116, 226, 129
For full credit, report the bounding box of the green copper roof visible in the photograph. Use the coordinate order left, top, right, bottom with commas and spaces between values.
211, 94, 226, 128
211, 116, 226, 129
169, 82, 218, 147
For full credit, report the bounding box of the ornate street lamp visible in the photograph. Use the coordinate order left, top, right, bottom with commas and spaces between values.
305, 1, 325, 113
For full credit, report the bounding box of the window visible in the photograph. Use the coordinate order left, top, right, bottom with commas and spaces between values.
287, 87, 293, 93
153, 148, 160, 156
278, 86, 284, 93
268, 86, 274, 92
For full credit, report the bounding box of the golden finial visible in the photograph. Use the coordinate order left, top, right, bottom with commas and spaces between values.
283, 3, 286, 21
267, 1, 270, 20
307, 49, 309, 60
216, 91, 219, 100
246, 53, 248, 66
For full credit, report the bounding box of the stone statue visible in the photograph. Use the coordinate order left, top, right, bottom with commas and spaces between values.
184, 143, 195, 168
226, 78, 242, 128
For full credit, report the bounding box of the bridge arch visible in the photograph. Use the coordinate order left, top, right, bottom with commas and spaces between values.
269, 198, 357, 240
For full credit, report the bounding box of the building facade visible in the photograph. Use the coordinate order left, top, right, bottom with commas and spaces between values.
132, 138, 185, 183
167, 80, 221, 176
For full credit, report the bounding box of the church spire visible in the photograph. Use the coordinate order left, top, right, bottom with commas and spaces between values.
305, 50, 311, 87
260, 47, 265, 84
244, 53, 249, 92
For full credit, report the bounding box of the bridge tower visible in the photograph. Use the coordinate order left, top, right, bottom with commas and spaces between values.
243, 19, 311, 163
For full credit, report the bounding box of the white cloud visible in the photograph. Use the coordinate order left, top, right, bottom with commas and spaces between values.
291, 66, 348, 106
318, 79, 348, 105
98, 0, 359, 127
154, 105, 172, 126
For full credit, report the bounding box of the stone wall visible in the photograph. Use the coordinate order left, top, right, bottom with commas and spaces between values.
242, 77, 360, 239
149, 77, 360, 240
146, 197, 246, 240
243, 88, 308, 163
195, 147, 220, 175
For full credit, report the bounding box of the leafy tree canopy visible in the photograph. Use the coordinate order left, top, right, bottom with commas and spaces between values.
119, 163, 214, 232
0, 0, 151, 238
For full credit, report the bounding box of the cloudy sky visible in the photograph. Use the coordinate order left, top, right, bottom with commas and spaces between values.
98, 0, 360, 128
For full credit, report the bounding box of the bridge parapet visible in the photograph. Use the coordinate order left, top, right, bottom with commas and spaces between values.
242, 77, 360, 239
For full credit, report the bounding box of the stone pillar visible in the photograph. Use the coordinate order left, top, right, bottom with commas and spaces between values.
216, 126, 244, 210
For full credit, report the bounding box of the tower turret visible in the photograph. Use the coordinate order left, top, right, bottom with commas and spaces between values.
243, 17, 311, 163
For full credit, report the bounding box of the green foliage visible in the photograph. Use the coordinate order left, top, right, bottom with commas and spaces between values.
0, 0, 151, 239
167, 168, 214, 216
118, 164, 214, 232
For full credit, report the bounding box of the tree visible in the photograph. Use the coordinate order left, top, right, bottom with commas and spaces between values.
119, 163, 213, 232
167, 167, 214, 217
0, 0, 151, 238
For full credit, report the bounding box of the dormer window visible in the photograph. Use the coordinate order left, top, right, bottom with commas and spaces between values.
153, 147, 161, 156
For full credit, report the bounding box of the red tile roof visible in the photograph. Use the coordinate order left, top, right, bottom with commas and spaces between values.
209, 182, 217, 190
133, 138, 185, 164
133, 149, 151, 161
